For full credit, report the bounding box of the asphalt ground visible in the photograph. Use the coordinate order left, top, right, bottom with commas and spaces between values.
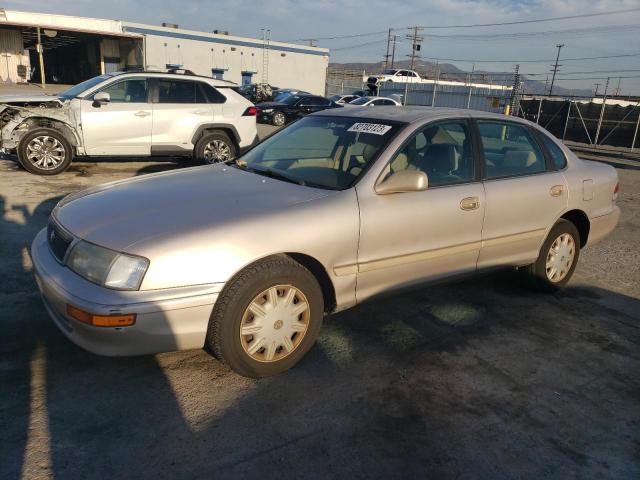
1, 124, 638, 479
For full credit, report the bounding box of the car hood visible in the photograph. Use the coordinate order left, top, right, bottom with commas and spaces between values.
0, 93, 63, 105
54, 165, 332, 251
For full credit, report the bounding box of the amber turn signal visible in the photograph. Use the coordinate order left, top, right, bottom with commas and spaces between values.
66, 304, 136, 327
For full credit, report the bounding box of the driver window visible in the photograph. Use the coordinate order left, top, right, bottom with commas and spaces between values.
387, 121, 475, 187
97, 79, 148, 103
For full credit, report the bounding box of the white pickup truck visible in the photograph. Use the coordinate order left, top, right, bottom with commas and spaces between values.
366, 69, 425, 89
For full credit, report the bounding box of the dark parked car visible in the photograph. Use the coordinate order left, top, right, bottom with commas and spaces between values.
256, 94, 341, 126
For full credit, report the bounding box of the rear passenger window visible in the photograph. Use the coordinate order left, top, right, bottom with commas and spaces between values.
478, 121, 546, 179
538, 132, 567, 170
198, 83, 226, 104
157, 80, 196, 103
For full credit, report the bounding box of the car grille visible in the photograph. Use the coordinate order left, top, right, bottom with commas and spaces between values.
47, 218, 74, 262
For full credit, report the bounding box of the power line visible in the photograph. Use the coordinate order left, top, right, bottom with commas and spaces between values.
525, 68, 640, 76
416, 52, 640, 64
284, 29, 403, 42
420, 24, 638, 40
416, 7, 640, 29
331, 38, 388, 51
551, 75, 640, 81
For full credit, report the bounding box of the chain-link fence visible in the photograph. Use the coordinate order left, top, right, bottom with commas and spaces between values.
325, 68, 367, 97
517, 98, 640, 150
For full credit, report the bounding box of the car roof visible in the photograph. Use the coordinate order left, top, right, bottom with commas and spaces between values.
109, 71, 237, 87
315, 106, 529, 125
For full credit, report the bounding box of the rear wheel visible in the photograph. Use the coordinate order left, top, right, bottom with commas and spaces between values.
205, 255, 324, 377
17, 128, 73, 175
272, 111, 286, 127
526, 219, 580, 291
195, 131, 237, 165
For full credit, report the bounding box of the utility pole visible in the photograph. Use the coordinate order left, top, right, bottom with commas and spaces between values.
383, 28, 393, 69
594, 76, 610, 146
548, 43, 564, 96
614, 77, 622, 96
390, 34, 397, 68
593, 83, 600, 98
509, 64, 521, 116
301, 39, 317, 47
405, 26, 424, 71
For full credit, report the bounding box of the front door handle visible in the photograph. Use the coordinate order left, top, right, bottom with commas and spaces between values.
550, 185, 564, 197
134, 111, 151, 117
460, 197, 480, 211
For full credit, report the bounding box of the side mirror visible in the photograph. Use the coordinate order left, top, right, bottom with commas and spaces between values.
376, 170, 428, 195
92, 92, 110, 107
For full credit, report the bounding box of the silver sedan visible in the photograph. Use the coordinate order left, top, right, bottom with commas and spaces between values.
32, 107, 620, 377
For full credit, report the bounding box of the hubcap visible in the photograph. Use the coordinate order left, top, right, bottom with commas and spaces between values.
273, 113, 285, 126
203, 139, 231, 163
26, 135, 65, 170
546, 233, 575, 282
240, 285, 310, 363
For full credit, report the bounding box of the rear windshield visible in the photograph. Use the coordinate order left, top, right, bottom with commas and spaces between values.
238, 116, 404, 190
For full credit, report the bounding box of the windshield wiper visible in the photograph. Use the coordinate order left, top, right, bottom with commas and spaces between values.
249, 167, 306, 186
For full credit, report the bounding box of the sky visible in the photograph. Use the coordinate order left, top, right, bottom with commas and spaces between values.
4, 0, 640, 95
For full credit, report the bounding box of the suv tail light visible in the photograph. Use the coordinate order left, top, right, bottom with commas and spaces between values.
613, 182, 619, 201
243, 106, 258, 116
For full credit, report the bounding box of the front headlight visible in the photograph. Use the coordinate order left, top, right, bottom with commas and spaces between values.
67, 240, 149, 290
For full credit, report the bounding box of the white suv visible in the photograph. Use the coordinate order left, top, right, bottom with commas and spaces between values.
0, 71, 258, 175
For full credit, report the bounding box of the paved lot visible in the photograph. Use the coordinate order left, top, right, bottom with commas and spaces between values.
1, 128, 638, 479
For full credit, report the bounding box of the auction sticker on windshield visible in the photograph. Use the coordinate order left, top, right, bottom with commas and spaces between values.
347, 123, 392, 135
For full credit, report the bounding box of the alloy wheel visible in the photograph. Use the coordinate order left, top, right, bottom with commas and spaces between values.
203, 139, 231, 163
26, 136, 66, 170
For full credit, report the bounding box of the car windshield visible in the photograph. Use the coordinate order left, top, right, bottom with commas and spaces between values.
237, 116, 403, 190
382, 69, 398, 75
348, 97, 371, 105
57, 74, 114, 100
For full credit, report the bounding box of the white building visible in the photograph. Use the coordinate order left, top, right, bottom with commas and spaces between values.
0, 9, 329, 94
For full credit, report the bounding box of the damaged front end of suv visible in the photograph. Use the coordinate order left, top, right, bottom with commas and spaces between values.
0, 99, 81, 175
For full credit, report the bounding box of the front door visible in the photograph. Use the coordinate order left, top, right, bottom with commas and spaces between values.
476, 119, 568, 268
356, 119, 485, 301
80, 77, 152, 155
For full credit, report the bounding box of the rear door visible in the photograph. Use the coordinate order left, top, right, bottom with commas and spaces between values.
476, 119, 568, 268
80, 77, 152, 155
150, 78, 225, 152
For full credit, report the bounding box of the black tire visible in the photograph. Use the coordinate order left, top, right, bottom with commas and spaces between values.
526, 219, 581, 291
205, 255, 324, 378
271, 111, 286, 127
194, 131, 237, 165
17, 128, 73, 175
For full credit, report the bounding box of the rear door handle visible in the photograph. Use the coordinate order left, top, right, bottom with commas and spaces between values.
460, 197, 480, 211
134, 111, 151, 117
550, 185, 564, 197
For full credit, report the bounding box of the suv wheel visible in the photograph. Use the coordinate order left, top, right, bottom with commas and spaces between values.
272, 111, 286, 127
526, 219, 580, 291
205, 255, 323, 378
195, 131, 237, 165
17, 128, 73, 175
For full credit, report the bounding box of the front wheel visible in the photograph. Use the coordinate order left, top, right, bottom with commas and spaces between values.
17, 128, 73, 175
205, 255, 324, 378
526, 219, 580, 291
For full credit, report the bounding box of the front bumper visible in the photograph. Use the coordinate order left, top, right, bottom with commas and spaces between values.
31, 228, 222, 356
